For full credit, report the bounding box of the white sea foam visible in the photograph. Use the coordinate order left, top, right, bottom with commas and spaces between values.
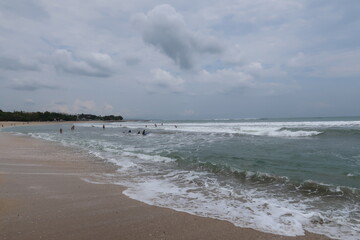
29, 132, 57, 142
116, 120, 360, 137
347, 173, 359, 178
120, 152, 175, 163
120, 166, 359, 239
77, 122, 123, 128
171, 125, 322, 137
77, 119, 360, 138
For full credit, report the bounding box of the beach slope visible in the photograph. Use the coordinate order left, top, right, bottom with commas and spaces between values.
0, 132, 330, 240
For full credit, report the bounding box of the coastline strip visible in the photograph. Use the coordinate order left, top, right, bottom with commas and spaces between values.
0, 132, 331, 240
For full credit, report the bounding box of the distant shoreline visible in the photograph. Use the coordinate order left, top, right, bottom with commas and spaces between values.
0, 120, 106, 128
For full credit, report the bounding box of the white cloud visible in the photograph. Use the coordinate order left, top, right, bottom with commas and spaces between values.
146, 68, 184, 93
103, 104, 114, 112
241, 62, 263, 74
52, 49, 113, 78
200, 68, 253, 86
49, 102, 70, 113
73, 99, 97, 113
25, 98, 35, 106
288, 52, 305, 67
49, 99, 97, 114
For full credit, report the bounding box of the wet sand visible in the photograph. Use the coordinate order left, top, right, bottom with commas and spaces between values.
0, 131, 331, 240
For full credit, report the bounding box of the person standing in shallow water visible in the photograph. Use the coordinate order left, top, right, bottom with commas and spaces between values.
60, 128, 63, 134
103, 124, 105, 129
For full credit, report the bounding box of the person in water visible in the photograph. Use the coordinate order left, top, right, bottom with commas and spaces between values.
142, 130, 146, 135
60, 128, 63, 134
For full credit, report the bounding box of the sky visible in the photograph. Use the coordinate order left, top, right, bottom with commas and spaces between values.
1, 0, 360, 120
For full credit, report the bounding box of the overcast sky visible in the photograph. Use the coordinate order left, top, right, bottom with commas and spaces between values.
1, 0, 359, 119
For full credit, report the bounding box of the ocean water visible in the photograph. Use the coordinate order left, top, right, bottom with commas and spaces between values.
3, 117, 360, 239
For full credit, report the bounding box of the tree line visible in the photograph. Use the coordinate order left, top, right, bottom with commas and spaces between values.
0, 110, 123, 122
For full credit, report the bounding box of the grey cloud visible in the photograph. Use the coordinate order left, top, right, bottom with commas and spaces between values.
125, 57, 141, 66
10, 79, 62, 91
54, 101, 67, 105
0, 0, 48, 20
0, 56, 39, 71
53, 49, 113, 78
140, 4, 222, 70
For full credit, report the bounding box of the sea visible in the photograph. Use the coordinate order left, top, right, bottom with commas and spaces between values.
3, 117, 360, 239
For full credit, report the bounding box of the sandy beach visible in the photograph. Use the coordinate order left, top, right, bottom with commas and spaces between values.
0, 124, 331, 240
0, 121, 105, 128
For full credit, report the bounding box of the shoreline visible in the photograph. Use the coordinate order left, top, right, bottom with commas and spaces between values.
0, 120, 110, 128
0, 131, 331, 239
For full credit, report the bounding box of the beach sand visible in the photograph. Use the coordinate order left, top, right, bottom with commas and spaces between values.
0, 121, 105, 128
0, 129, 331, 240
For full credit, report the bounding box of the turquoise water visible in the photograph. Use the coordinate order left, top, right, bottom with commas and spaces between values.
4, 117, 360, 239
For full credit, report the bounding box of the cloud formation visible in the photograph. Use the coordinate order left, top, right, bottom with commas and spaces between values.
198, 68, 253, 94
9, 79, 62, 91
147, 68, 184, 93
138, 4, 222, 70
50, 99, 97, 114
73, 99, 97, 113
0, 0, 48, 20
1, 1, 360, 118
0, 56, 39, 71
53, 49, 113, 78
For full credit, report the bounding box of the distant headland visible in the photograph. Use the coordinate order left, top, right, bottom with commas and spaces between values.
0, 110, 123, 122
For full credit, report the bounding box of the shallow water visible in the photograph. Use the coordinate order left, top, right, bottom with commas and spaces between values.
4, 117, 360, 239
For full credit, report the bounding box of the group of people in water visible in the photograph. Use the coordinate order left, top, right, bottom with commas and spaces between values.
59, 124, 148, 135
59, 124, 76, 134
59, 123, 178, 135
126, 129, 147, 135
